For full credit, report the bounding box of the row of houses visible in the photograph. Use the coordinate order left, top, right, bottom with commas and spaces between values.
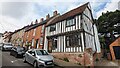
2, 2, 102, 66
22, 3, 101, 53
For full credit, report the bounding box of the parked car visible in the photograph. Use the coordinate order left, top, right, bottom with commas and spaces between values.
10, 46, 25, 58
0, 43, 13, 51
23, 49, 54, 68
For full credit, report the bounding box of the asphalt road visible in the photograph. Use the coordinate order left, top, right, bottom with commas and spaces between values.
1, 51, 61, 68
1, 51, 32, 68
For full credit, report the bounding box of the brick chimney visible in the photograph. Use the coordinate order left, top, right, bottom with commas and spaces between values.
35, 19, 38, 24
40, 18, 44, 22
53, 10, 57, 16
46, 14, 50, 20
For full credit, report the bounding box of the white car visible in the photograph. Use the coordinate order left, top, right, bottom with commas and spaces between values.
0, 43, 13, 51
23, 49, 54, 68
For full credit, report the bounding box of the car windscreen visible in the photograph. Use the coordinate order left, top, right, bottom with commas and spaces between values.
36, 50, 48, 55
17, 47, 24, 52
4, 44, 12, 46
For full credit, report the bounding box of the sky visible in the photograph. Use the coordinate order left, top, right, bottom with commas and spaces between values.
0, 0, 119, 33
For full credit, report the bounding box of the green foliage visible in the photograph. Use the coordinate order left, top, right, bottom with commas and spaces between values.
95, 10, 120, 50
63, 57, 69, 62
95, 58, 99, 61
78, 54, 82, 57
25, 43, 31, 46
77, 62, 81, 65
58, 58, 63, 60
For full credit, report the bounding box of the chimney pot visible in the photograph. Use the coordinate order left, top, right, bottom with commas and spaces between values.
35, 19, 38, 24
31, 21, 33, 25
46, 14, 50, 20
53, 10, 57, 16
40, 18, 44, 22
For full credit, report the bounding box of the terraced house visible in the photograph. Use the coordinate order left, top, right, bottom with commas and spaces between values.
10, 26, 28, 46
23, 11, 59, 49
44, 2, 101, 53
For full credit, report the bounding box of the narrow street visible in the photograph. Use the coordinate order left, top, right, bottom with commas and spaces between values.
2, 51, 32, 68
1, 51, 60, 68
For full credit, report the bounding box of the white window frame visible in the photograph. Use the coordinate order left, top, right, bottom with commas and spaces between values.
33, 29, 36, 36
32, 39, 34, 46
41, 25, 45, 33
40, 37, 43, 45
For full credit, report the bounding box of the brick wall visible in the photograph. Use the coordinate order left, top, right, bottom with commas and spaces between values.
51, 48, 94, 66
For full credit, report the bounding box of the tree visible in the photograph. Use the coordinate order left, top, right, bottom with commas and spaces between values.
95, 10, 120, 51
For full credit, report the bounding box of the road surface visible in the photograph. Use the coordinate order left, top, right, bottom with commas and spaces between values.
1, 51, 60, 68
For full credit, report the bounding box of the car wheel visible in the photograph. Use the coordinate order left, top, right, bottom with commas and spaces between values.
33, 61, 38, 68
23, 57, 27, 63
10, 52, 12, 55
2, 48, 4, 51
39, 65, 45, 68
15, 53, 18, 58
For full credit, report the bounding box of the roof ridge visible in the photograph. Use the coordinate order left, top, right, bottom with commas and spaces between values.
46, 2, 89, 26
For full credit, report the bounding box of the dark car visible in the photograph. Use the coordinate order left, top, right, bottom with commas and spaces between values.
0, 43, 13, 51
10, 46, 25, 58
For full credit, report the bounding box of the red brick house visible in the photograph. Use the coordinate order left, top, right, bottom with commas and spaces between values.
23, 11, 59, 49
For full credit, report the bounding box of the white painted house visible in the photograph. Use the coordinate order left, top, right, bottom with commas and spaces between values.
44, 2, 101, 53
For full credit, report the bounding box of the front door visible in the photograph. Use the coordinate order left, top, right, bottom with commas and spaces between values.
48, 39, 52, 53
113, 46, 120, 59
35, 39, 39, 49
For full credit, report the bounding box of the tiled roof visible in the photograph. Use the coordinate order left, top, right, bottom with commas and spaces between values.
46, 2, 89, 26
25, 16, 55, 32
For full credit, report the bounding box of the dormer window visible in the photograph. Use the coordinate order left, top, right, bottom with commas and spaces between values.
50, 24, 56, 32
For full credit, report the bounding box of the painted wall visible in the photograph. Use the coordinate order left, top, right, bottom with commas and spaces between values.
44, 5, 100, 53
11, 29, 25, 46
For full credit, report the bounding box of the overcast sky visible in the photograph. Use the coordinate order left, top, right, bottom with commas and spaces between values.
0, 0, 119, 33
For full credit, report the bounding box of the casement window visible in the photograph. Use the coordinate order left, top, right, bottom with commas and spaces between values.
66, 18, 75, 27
33, 29, 36, 36
66, 34, 82, 47
41, 25, 45, 33
40, 37, 43, 45
50, 24, 56, 32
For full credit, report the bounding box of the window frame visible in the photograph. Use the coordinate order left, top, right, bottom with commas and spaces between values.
65, 34, 82, 48
40, 37, 43, 45
50, 24, 56, 32
33, 28, 36, 36
66, 17, 76, 27
41, 25, 45, 33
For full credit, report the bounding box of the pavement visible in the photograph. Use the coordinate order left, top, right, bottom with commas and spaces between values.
54, 58, 85, 68
94, 58, 120, 68
54, 57, 120, 68
54, 58, 80, 66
